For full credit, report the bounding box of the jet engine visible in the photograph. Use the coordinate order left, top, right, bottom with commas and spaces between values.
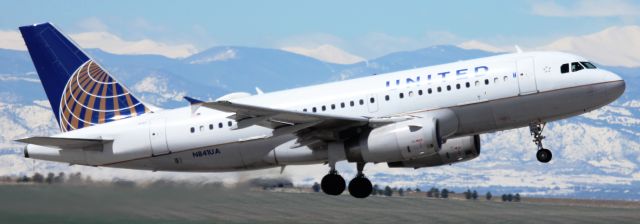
387, 135, 480, 168
344, 118, 443, 163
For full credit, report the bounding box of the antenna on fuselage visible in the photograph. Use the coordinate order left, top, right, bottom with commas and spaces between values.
515, 45, 523, 53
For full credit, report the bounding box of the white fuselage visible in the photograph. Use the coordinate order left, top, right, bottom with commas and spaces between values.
26, 51, 625, 172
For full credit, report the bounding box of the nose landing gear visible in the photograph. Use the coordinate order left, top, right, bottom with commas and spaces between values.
530, 123, 552, 163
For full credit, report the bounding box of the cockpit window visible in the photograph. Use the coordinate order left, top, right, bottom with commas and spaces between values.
571, 62, 584, 72
560, 63, 569, 74
581, 61, 597, 69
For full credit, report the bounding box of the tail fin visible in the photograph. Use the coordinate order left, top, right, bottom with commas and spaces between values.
19, 23, 150, 132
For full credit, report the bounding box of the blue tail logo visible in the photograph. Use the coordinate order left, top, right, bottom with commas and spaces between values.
20, 23, 150, 132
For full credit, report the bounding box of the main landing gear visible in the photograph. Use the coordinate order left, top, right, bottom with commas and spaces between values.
529, 123, 552, 163
321, 162, 373, 198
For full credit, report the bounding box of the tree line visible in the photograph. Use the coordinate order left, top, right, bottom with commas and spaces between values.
311, 183, 522, 202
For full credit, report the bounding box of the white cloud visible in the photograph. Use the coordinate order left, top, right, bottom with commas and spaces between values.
457, 40, 509, 53
76, 17, 109, 32
0, 29, 197, 58
282, 44, 364, 64
531, 0, 640, 17
0, 30, 26, 51
69, 32, 197, 58
540, 26, 640, 67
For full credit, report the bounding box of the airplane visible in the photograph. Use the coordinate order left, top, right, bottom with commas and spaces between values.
16, 23, 625, 198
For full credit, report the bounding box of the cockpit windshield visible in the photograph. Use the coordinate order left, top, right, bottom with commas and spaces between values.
571, 62, 584, 72
581, 61, 597, 69
560, 61, 597, 74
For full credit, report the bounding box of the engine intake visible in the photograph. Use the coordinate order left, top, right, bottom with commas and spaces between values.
387, 135, 481, 168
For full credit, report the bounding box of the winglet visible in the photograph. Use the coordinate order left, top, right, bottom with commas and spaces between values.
184, 96, 204, 104
184, 96, 204, 115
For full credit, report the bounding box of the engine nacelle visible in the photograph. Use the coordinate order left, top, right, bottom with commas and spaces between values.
387, 135, 481, 168
345, 118, 442, 163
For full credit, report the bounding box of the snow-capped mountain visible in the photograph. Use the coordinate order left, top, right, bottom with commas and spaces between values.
0, 46, 638, 200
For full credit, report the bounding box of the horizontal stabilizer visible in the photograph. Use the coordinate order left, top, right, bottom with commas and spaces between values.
15, 136, 112, 150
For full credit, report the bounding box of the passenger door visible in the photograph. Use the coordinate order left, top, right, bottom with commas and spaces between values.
149, 118, 170, 156
516, 58, 538, 95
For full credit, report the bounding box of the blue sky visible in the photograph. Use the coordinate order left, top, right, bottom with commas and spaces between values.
2, 0, 640, 60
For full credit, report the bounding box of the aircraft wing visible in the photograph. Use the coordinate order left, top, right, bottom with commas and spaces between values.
202, 100, 369, 129
15, 136, 112, 150
192, 100, 372, 148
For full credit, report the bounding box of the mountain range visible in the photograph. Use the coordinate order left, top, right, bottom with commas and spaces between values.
0, 45, 638, 200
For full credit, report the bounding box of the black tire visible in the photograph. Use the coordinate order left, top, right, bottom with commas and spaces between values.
536, 148, 552, 163
348, 176, 373, 198
321, 173, 346, 195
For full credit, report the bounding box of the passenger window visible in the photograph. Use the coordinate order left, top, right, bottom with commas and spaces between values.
446, 85, 451, 91
484, 79, 489, 85
331, 104, 336, 110
571, 62, 584, 72
340, 102, 345, 108
322, 105, 326, 111
399, 93, 404, 98
465, 82, 470, 88
437, 87, 442, 92
228, 121, 232, 127
199, 126, 204, 131
303, 108, 307, 112
218, 123, 223, 128
350, 101, 355, 107
385, 95, 390, 101
408, 91, 414, 97
560, 63, 569, 73
312, 107, 317, 112
359, 99, 364, 105
494, 77, 499, 83
456, 84, 460, 89
503, 76, 508, 81
418, 90, 423, 95
475, 80, 480, 86
428, 88, 432, 94
190, 127, 195, 133
370, 97, 375, 103
209, 124, 214, 130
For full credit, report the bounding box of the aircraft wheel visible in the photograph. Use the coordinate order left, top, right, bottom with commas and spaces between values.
536, 148, 552, 163
348, 175, 373, 198
321, 172, 345, 195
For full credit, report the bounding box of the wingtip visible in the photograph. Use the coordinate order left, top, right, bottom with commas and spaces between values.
184, 96, 204, 104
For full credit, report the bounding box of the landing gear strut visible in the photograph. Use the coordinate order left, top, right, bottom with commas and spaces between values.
348, 162, 373, 198
529, 123, 552, 163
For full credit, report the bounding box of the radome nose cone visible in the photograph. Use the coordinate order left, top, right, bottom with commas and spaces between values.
612, 80, 626, 99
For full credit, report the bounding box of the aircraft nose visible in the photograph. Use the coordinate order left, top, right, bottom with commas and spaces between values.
611, 79, 626, 100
